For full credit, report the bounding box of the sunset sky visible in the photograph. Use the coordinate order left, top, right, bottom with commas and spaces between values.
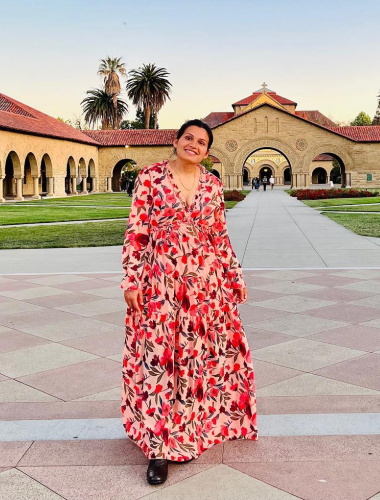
1, 0, 379, 129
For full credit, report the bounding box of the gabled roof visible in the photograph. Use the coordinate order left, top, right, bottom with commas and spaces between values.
0, 93, 99, 146
296, 110, 336, 128
329, 126, 380, 142
210, 101, 380, 142
233, 91, 297, 107
203, 112, 234, 128
83, 129, 178, 146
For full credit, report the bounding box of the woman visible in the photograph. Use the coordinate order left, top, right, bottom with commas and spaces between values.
121, 119, 257, 485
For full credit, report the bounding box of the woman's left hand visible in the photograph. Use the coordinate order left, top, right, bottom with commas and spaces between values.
234, 287, 248, 304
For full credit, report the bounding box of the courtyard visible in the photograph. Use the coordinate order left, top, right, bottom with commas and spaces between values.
1, 189, 380, 499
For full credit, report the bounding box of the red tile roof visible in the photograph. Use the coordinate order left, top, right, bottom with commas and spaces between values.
314, 154, 334, 161
329, 126, 380, 142
209, 155, 221, 163
0, 93, 99, 146
203, 112, 234, 128
296, 110, 337, 128
83, 129, 178, 146
232, 92, 297, 107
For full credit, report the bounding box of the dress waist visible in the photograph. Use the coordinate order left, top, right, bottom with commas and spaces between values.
150, 220, 213, 233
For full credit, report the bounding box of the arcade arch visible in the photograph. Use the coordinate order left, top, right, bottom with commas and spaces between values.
4, 151, 23, 200
88, 159, 96, 192
109, 159, 138, 192
312, 167, 327, 184
65, 156, 77, 195
243, 146, 293, 188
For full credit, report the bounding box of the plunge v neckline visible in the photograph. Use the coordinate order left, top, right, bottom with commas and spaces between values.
165, 160, 204, 211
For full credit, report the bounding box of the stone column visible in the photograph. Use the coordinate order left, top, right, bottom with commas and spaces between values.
92, 177, 98, 193
82, 177, 88, 195
107, 177, 113, 193
15, 177, 24, 201
71, 176, 77, 195
46, 177, 54, 197
0, 177, 4, 202
31, 177, 41, 200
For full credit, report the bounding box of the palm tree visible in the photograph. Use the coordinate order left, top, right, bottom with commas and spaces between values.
98, 57, 127, 129
81, 88, 128, 129
126, 63, 172, 129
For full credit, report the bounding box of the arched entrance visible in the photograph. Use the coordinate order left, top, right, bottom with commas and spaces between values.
112, 159, 137, 192
243, 167, 249, 185
259, 165, 273, 182
88, 159, 96, 192
243, 147, 293, 188
307, 150, 349, 187
283, 167, 291, 185
312, 167, 327, 184
66, 157, 76, 194
4, 151, 23, 200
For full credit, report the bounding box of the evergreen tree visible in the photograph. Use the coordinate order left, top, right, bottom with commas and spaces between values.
350, 111, 372, 126
373, 92, 380, 125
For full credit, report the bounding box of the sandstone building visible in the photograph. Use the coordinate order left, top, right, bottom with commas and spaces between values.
1, 85, 380, 201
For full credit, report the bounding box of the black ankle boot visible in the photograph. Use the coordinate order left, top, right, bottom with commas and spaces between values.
147, 459, 168, 485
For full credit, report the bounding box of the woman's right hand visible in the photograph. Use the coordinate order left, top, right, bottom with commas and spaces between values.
124, 289, 144, 315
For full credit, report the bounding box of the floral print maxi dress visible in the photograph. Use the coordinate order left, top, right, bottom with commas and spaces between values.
121, 160, 257, 460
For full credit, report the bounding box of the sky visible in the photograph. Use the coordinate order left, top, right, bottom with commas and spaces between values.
1, 0, 380, 129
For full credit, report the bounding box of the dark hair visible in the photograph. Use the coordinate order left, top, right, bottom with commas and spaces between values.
176, 119, 213, 149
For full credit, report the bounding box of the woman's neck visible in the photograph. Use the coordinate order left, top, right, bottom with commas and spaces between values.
172, 157, 198, 174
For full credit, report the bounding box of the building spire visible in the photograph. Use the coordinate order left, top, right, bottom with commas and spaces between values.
261, 82, 268, 94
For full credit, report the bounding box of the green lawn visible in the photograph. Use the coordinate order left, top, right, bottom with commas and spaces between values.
5, 193, 133, 207
0, 220, 127, 249
0, 205, 130, 225
303, 197, 380, 208
0, 191, 250, 249
321, 205, 380, 212
324, 213, 380, 237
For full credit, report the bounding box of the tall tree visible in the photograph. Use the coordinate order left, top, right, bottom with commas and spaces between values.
373, 92, 380, 126
350, 111, 372, 126
126, 63, 171, 129
120, 109, 157, 130
98, 57, 127, 129
81, 88, 128, 129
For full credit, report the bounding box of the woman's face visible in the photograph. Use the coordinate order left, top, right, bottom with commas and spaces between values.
174, 126, 210, 164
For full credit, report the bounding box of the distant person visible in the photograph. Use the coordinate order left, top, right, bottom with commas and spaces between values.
121, 179, 127, 192
262, 175, 268, 192
330, 179, 334, 188
269, 175, 275, 191
255, 177, 260, 191
127, 179, 134, 196
251, 177, 255, 190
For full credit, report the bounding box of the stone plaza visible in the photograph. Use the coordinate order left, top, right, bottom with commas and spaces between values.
1, 188, 380, 499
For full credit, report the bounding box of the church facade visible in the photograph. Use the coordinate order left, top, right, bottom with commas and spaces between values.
1, 85, 380, 201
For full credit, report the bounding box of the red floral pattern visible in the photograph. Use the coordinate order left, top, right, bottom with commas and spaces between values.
121, 160, 257, 460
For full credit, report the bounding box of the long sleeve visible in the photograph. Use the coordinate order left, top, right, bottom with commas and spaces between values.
121, 168, 153, 291
212, 181, 246, 290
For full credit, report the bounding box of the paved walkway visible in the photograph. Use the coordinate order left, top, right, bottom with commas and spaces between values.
2, 188, 380, 274
2, 190, 380, 499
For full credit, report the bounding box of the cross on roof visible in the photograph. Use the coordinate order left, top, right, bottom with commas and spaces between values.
261, 82, 268, 93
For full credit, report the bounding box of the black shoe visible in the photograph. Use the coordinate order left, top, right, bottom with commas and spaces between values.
147, 459, 168, 485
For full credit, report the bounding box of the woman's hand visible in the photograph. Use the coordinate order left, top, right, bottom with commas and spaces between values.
124, 289, 144, 314
234, 287, 248, 304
